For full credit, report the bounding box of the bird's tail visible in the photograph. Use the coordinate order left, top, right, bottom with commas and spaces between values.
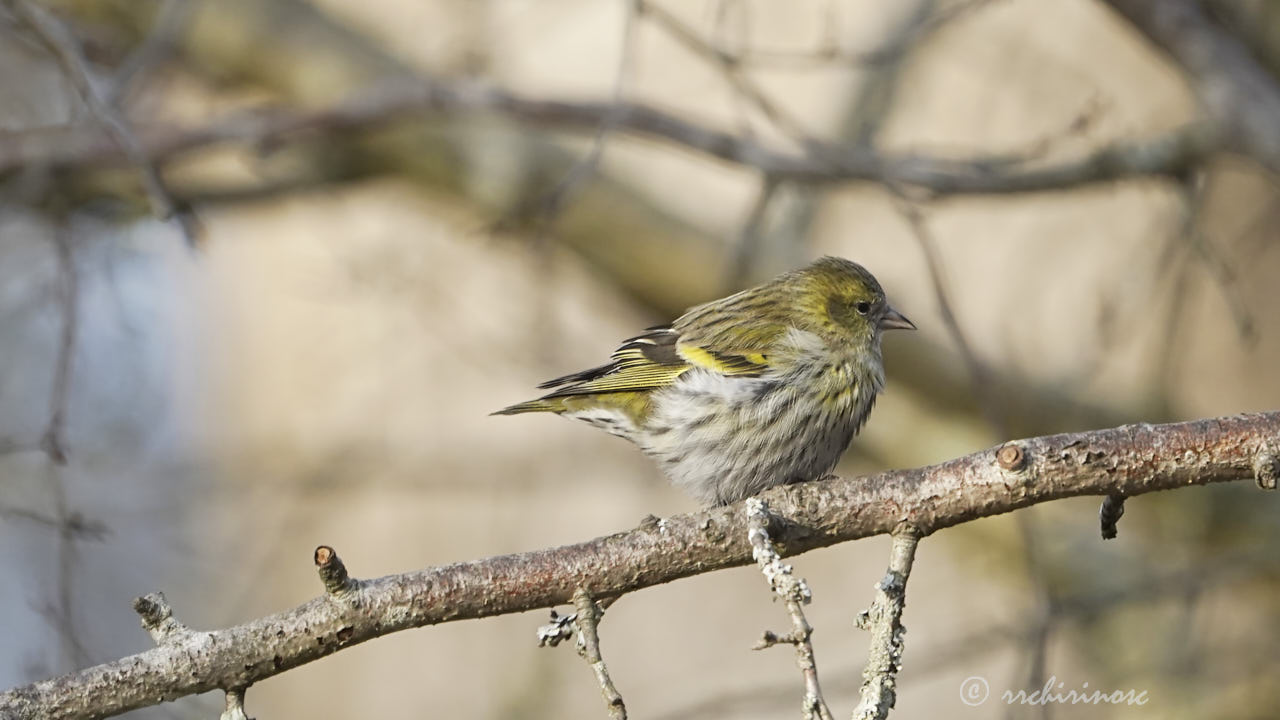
491, 398, 562, 415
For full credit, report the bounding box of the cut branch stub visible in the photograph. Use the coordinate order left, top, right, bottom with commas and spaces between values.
314, 545, 358, 595
132, 592, 188, 645
1099, 494, 1127, 540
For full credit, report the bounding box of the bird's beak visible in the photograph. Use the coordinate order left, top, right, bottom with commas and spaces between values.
878, 306, 916, 331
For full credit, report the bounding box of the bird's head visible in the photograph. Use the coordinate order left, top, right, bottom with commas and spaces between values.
795, 256, 915, 345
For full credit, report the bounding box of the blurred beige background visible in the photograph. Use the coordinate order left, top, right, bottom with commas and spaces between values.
2, 1, 1278, 718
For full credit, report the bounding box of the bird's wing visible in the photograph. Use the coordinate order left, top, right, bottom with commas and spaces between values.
536, 323, 775, 398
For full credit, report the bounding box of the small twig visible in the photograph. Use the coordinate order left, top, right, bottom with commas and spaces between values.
708, 0, 757, 138
892, 194, 1007, 437
1099, 494, 1127, 539
43, 229, 83, 672
1175, 173, 1258, 345
727, 175, 781, 290
746, 498, 834, 720
0, 506, 109, 540
656, 0, 995, 71
1154, 230, 1196, 417
1008, 512, 1054, 716
893, 191, 1065, 699
219, 687, 252, 720
40, 227, 77, 466
852, 529, 920, 720
26, 223, 110, 676
640, 549, 1267, 720
105, 0, 191, 106
536, 594, 626, 718
1235, 192, 1280, 260
1004, 96, 1106, 162
842, 0, 941, 152
496, 0, 640, 236
132, 592, 189, 645
911, 548, 1263, 680
572, 589, 627, 720
640, 0, 820, 143
314, 545, 360, 596
5, 0, 197, 245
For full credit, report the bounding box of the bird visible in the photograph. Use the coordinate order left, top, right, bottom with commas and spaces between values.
495, 256, 915, 506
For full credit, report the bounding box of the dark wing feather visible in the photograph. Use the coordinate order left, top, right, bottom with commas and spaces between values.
536, 328, 689, 396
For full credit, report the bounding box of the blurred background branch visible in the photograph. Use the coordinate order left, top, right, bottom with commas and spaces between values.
1103, 0, 1280, 172
1, 0, 1278, 717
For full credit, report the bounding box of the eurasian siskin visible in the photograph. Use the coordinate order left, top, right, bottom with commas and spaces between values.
496, 256, 914, 505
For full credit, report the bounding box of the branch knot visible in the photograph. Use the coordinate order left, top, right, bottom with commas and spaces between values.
996, 442, 1026, 471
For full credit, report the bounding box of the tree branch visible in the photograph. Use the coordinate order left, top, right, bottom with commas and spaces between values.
0, 78, 1218, 198
746, 498, 834, 720
1, 411, 1277, 720
40, 227, 77, 466
1101, 0, 1280, 175
4, 0, 196, 243
571, 589, 627, 720
852, 530, 920, 720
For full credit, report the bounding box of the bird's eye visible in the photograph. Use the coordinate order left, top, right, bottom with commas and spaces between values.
854, 301, 871, 315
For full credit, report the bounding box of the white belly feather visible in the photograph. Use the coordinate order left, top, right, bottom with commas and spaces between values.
564, 328, 883, 505
641, 331, 882, 505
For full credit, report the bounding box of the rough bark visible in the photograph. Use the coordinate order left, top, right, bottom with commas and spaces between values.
1, 411, 1277, 720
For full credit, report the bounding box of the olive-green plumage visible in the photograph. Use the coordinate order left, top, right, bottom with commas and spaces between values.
496, 256, 914, 505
